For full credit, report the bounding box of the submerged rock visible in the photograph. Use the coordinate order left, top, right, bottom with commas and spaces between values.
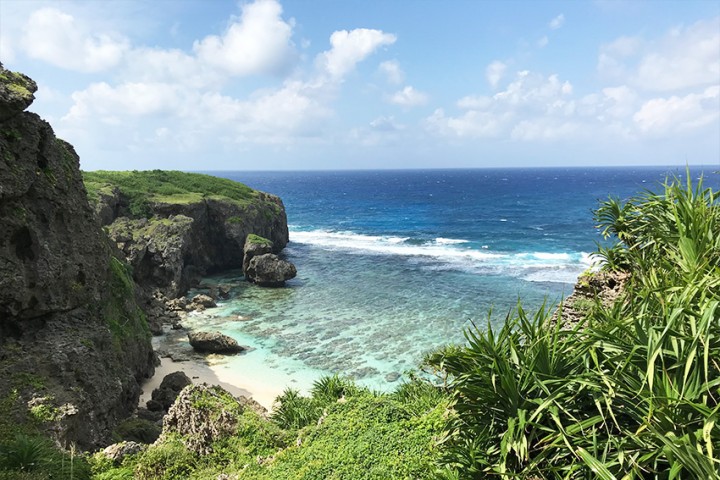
246, 253, 297, 287
188, 331, 244, 354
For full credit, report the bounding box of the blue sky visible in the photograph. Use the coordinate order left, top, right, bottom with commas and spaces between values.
1, 0, 718, 170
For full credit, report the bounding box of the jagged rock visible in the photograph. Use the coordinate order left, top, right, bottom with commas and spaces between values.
149, 371, 192, 412
385, 372, 401, 382
242, 234, 273, 276
0, 63, 37, 121
192, 294, 216, 308
102, 441, 145, 464
188, 331, 244, 354
0, 65, 154, 449
554, 270, 630, 329
246, 253, 297, 287
160, 384, 246, 454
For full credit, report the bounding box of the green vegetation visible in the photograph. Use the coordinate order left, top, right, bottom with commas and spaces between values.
92, 377, 448, 479
82, 170, 259, 218
428, 174, 719, 478
105, 256, 150, 346
0, 433, 91, 480
245, 233, 273, 246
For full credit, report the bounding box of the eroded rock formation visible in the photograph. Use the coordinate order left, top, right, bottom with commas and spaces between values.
0, 64, 155, 449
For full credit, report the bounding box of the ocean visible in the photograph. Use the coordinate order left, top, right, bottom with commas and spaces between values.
183, 166, 719, 395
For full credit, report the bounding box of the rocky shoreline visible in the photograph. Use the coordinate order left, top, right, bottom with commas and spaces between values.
0, 63, 295, 450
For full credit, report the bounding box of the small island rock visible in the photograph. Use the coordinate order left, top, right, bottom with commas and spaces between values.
188, 331, 244, 354
246, 253, 297, 287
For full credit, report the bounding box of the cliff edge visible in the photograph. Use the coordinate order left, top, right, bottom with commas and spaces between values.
0, 64, 155, 449
83, 170, 290, 298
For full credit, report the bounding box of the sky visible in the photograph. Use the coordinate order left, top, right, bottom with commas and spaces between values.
1, 0, 719, 171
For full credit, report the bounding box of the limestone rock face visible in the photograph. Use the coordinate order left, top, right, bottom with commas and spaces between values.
161, 384, 245, 455
101, 441, 145, 464
187, 331, 244, 354
0, 63, 37, 121
94, 188, 289, 299
246, 253, 297, 287
0, 65, 154, 449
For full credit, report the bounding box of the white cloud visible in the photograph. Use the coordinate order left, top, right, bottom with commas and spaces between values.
64, 82, 182, 122
511, 119, 577, 141
486, 60, 506, 89
378, 60, 404, 84
549, 14, 565, 30
457, 95, 492, 109
598, 17, 720, 91
369, 115, 404, 132
0, 34, 15, 63
318, 28, 396, 80
426, 109, 509, 138
388, 86, 428, 107
22, 7, 129, 72
193, 0, 296, 77
633, 86, 720, 134
537, 36, 549, 48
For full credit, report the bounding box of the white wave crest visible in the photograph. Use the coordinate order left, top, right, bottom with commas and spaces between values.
290, 229, 594, 284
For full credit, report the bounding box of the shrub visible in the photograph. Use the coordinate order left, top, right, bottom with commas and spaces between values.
429, 174, 720, 477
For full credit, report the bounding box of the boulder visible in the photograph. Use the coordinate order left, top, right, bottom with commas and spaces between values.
148, 371, 192, 412
101, 441, 145, 464
246, 253, 297, 287
191, 294, 216, 308
242, 234, 273, 276
188, 331, 244, 354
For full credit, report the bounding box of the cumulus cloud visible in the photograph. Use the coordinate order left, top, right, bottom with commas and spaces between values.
378, 60, 404, 84
318, 28, 396, 80
22, 7, 129, 72
193, 0, 296, 76
549, 14, 565, 30
427, 70, 577, 140
388, 86, 428, 106
486, 60, 507, 89
633, 86, 720, 134
598, 17, 720, 91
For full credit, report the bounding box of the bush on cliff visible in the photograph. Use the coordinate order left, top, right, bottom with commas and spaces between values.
428, 174, 720, 478
90, 376, 448, 479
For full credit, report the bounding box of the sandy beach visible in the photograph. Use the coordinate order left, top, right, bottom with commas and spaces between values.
139, 355, 282, 412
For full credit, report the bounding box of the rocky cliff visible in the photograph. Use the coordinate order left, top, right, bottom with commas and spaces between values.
83, 170, 290, 299
0, 64, 155, 449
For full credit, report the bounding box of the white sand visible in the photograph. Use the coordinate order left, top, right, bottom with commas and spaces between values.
139, 356, 281, 411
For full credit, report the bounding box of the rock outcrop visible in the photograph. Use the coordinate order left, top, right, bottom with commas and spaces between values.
146, 371, 192, 413
160, 384, 254, 455
84, 171, 290, 299
0, 65, 155, 449
188, 331, 245, 354
246, 253, 297, 287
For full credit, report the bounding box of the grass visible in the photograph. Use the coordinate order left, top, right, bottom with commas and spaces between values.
82, 170, 259, 218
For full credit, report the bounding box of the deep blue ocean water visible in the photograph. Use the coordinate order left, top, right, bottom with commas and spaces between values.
185, 166, 719, 394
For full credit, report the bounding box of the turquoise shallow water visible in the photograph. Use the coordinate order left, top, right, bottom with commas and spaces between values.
181, 167, 718, 394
